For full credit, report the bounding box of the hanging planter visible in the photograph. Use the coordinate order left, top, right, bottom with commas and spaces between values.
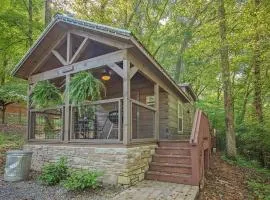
31, 80, 62, 108
68, 71, 105, 105
68, 72, 105, 139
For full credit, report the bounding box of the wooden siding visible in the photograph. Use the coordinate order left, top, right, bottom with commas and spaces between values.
159, 93, 194, 139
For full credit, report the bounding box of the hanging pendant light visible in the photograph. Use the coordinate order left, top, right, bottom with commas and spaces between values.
101, 69, 111, 81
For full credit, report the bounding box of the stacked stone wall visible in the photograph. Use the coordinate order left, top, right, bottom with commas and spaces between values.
24, 144, 157, 185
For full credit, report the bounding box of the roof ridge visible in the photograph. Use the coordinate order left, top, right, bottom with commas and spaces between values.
55, 14, 131, 37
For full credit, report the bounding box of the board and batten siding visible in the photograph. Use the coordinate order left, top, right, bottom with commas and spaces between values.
159, 92, 194, 139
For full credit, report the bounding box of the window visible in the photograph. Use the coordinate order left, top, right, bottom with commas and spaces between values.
178, 102, 183, 133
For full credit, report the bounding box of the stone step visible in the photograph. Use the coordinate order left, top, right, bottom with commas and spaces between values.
155, 147, 191, 156
158, 140, 191, 148
145, 171, 192, 185
149, 162, 192, 174
153, 154, 191, 165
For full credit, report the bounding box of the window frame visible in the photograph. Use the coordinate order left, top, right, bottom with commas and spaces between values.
177, 101, 184, 134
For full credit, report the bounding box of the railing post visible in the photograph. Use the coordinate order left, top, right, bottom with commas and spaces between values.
26, 84, 31, 141
154, 84, 159, 140
64, 74, 70, 142
118, 99, 122, 141
123, 59, 131, 145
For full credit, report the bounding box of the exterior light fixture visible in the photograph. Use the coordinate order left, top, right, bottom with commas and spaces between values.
101, 70, 111, 81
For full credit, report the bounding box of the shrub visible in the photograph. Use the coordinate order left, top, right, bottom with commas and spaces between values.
38, 157, 69, 186
62, 170, 101, 191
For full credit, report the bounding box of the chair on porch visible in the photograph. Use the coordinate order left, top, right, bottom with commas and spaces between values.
98, 110, 119, 139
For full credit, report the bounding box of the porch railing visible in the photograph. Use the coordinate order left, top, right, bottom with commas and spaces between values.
28, 97, 159, 144
189, 109, 212, 185
29, 106, 64, 141
70, 98, 123, 143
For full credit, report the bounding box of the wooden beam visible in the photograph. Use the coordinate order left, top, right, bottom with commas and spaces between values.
30, 33, 67, 75
123, 59, 131, 145
69, 37, 88, 64
127, 52, 180, 101
52, 50, 67, 65
70, 30, 133, 49
154, 84, 159, 140
130, 66, 138, 78
67, 32, 72, 63
107, 63, 124, 78
29, 49, 127, 83
64, 74, 70, 142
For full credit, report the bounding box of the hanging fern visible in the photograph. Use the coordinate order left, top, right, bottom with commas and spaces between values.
31, 81, 62, 108
68, 72, 105, 105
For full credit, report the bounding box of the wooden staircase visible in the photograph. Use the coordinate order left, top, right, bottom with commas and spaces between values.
145, 140, 194, 185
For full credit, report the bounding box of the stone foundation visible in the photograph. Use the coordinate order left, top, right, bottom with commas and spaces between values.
24, 143, 157, 185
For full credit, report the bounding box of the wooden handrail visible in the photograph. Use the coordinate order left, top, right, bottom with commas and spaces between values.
130, 98, 157, 112
189, 108, 212, 186
30, 105, 64, 112
190, 109, 201, 145
70, 97, 123, 107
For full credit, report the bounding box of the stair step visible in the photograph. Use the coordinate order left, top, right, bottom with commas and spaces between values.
158, 141, 191, 148
153, 154, 191, 164
150, 162, 192, 174
156, 147, 191, 156
145, 171, 192, 185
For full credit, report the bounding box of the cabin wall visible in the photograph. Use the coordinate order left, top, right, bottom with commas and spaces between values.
159, 91, 169, 139
159, 93, 194, 139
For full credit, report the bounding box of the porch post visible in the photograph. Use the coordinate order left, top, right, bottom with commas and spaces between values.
26, 84, 31, 141
123, 59, 131, 145
154, 84, 159, 140
64, 74, 70, 142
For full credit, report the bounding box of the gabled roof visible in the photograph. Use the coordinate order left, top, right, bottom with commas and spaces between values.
179, 83, 197, 101
12, 14, 191, 103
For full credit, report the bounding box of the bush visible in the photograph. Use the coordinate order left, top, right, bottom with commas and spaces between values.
62, 170, 101, 191
38, 157, 69, 186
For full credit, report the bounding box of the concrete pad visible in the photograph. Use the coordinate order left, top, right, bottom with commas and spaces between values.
112, 180, 199, 200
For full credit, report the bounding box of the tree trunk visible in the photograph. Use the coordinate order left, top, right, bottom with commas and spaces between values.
252, 0, 263, 123
28, 0, 33, 47
0, 57, 7, 86
44, 0, 52, 27
218, 0, 236, 158
1, 106, 6, 124
174, 35, 190, 83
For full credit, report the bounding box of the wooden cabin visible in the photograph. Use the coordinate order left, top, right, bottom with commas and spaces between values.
13, 15, 212, 187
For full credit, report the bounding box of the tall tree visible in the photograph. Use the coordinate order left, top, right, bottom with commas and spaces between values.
44, 0, 52, 26
251, 0, 263, 122
218, 0, 236, 157
28, 0, 33, 46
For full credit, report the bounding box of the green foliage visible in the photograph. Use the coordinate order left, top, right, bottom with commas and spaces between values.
247, 181, 270, 200
61, 170, 101, 191
222, 154, 270, 200
68, 72, 104, 105
237, 122, 270, 167
0, 132, 24, 172
38, 157, 69, 186
0, 132, 24, 150
31, 81, 62, 108
0, 83, 27, 104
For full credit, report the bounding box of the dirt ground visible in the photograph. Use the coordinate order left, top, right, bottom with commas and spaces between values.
199, 153, 250, 200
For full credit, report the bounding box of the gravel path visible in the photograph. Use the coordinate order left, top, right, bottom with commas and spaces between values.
0, 174, 124, 200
